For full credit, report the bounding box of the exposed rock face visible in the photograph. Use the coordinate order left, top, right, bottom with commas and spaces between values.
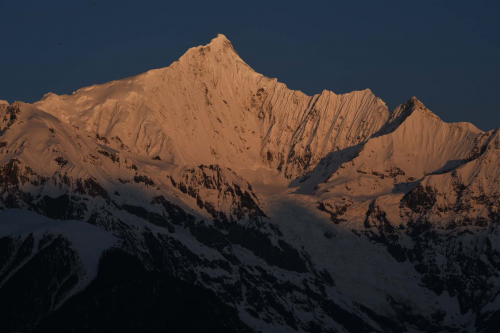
1, 35, 500, 333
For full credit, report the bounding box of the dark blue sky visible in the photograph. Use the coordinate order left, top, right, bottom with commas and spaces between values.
1, 0, 499, 130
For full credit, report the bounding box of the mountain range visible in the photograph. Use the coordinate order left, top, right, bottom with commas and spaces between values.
1, 34, 499, 333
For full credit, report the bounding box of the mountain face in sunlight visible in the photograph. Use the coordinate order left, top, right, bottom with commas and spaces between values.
1, 35, 499, 333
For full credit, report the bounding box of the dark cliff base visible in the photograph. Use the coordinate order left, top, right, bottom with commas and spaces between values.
22, 249, 253, 333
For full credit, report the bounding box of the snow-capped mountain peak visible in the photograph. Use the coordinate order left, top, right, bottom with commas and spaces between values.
34, 35, 391, 180
2, 34, 500, 333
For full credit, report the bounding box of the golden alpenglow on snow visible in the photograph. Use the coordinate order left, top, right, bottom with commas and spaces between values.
1, 31, 499, 333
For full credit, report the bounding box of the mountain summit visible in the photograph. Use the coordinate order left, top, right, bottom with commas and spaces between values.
1, 35, 500, 333
34, 35, 390, 179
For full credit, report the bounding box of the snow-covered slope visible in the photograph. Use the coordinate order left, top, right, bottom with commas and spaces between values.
0, 208, 118, 290
309, 99, 500, 330
1, 101, 350, 333
0, 209, 117, 332
35, 34, 389, 179
315, 97, 483, 201
1, 34, 500, 333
